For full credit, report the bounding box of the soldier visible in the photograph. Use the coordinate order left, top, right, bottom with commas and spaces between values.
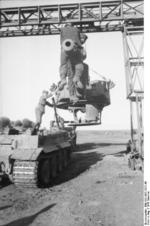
59, 23, 88, 94
35, 90, 52, 130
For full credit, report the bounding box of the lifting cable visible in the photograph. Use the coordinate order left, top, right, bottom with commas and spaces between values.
89, 67, 108, 82
89, 67, 115, 89
83, 42, 115, 89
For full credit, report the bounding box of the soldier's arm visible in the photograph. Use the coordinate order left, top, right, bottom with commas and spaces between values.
46, 101, 53, 107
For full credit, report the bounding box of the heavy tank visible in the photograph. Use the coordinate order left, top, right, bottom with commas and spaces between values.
0, 126, 76, 188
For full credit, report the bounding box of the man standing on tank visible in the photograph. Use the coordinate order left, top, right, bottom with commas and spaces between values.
35, 90, 52, 130
59, 23, 87, 97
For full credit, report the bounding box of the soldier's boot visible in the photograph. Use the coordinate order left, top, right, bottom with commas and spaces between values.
74, 80, 83, 89
58, 79, 67, 90
33, 123, 40, 134
73, 74, 83, 89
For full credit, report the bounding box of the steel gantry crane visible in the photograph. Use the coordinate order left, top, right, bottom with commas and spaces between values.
0, 0, 144, 169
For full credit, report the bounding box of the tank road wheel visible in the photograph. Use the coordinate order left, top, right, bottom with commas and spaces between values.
57, 152, 63, 173
66, 149, 71, 162
38, 159, 51, 187
72, 135, 77, 151
50, 154, 57, 178
62, 150, 68, 168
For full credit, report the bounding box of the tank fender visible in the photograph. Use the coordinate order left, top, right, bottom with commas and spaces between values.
43, 141, 70, 153
11, 148, 43, 161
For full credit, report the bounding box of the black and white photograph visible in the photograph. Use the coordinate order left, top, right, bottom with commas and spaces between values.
0, 0, 145, 225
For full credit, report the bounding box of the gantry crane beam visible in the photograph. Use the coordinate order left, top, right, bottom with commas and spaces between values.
0, 0, 143, 37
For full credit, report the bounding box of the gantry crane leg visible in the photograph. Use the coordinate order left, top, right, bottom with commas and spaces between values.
122, 26, 144, 170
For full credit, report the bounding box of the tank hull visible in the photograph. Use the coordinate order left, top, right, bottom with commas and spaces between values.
0, 129, 75, 187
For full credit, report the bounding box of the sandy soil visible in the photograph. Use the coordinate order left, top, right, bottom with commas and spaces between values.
0, 131, 143, 226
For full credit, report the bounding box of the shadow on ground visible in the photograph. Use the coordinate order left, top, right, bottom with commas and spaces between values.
111, 149, 130, 157
2, 204, 56, 226
0, 205, 12, 211
0, 178, 11, 189
45, 142, 128, 187
52, 151, 104, 186
75, 142, 127, 152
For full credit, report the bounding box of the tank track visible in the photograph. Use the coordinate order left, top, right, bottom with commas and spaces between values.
12, 149, 72, 188
13, 160, 38, 188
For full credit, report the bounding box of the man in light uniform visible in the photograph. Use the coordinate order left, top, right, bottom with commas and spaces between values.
35, 90, 52, 130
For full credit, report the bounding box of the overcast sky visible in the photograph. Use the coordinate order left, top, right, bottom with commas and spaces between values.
0, 0, 133, 130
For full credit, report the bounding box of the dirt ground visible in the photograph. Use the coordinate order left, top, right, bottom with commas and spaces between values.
0, 131, 143, 226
